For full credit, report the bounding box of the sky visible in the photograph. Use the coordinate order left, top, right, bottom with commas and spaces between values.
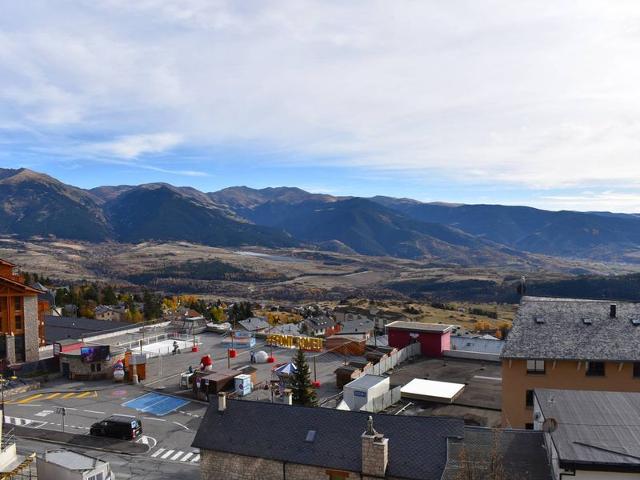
2, 1, 640, 211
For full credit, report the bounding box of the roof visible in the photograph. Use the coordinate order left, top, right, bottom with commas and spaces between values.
344, 374, 388, 390
442, 427, 552, 480
401, 379, 465, 403
305, 316, 336, 329
44, 315, 134, 343
192, 399, 464, 480
0, 275, 43, 295
386, 321, 453, 334
42, 449, 106, 471
339, 318, 375, 334
502, 296, 640, 361
238, 316, 270, 331
535, 389, 640, 471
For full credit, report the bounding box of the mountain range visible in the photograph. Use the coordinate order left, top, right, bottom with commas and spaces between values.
3, 167, 640, 265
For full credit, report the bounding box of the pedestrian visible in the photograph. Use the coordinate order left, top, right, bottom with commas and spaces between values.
172, 340, 179, 355
188, 365, 193, 373
250, 350, 255, 364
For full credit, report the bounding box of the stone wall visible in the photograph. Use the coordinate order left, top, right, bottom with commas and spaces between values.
23, 296, 39, 362
60, 352, 125, 380
200, 450, 404, 480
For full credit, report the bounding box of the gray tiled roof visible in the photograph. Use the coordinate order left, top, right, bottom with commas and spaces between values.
192, 399, 464, 479
44, 315, 133, 343
442, 427, 552, 480
502, 296, 640, 361
535, 389, 640, 470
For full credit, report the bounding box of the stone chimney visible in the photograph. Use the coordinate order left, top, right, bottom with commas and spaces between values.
218, 392, 227, 412
361, 416, 388, 477
283, 388, 293, 405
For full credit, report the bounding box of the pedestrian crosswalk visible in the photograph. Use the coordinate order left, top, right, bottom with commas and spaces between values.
150, 448, 200, 463
8, 391, 97, 404
4, 415, 45, 428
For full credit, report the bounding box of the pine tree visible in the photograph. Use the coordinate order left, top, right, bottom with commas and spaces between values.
289, 348, 317, 407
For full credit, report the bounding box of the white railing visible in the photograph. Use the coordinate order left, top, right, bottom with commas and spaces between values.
361, 342, 420, 376
359, 386, 403, 413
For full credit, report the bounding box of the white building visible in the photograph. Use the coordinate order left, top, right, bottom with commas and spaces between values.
340, 374, 390, 411
37, 449, 113, 480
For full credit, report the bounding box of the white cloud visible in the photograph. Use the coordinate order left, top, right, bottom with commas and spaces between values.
2, 1, 640, 189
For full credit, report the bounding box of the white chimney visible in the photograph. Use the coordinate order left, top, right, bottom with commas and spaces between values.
284, 388, 293, 405
361, 416, 388, 477
218, 392, 227, 412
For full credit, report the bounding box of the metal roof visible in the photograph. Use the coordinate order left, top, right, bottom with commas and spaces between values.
386, 321, 453, 334
192, 399, 464, 479
502, 296, 640, 361
42, 450, 106, 471
535, 389, 640, 470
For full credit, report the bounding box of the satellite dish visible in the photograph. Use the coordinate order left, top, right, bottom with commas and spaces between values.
542, 418, 558, 433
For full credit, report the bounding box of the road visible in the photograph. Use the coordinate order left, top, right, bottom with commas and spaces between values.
5, 384, 205, 480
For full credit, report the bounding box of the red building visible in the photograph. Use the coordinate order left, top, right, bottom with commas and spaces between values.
386, 321, 452, 357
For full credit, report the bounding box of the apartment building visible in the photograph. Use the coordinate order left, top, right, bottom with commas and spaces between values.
502, 296, 640, 428
0, 259, 47, 364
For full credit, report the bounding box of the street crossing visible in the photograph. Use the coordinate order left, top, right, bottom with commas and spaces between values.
150, 447, 200, 463
3, 415, 46, 428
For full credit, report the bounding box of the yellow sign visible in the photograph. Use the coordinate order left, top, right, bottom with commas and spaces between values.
266, 334, 323, 351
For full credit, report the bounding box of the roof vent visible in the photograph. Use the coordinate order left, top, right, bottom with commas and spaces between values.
610, 304, 617, 318
534, 317, 545, 324
582, 318, 592, 325
305, 430, 317, 443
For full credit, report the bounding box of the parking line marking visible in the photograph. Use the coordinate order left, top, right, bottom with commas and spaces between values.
191, 455, 200, 463
84, 410, 105, 415
151, 448, 165, 458
17, 394, 43, 404
44, 393, 61, 400
76, 391, 93, 398
180, 452, 194, 462
171, 451, 184, 461
161, 450, 175, 459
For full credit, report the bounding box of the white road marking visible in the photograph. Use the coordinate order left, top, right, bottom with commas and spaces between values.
172, 421, 189, 430
180, 452, 194, 462
35, 410, 54, 417
151, 448, 165, 458
191, 455, 200, 463
83, 410, 105, 415
472, 375, 502, 381
161, 449, 175, 459
143, 417, 166, 422
34, 422, 48, 429
171, 451, 184, 461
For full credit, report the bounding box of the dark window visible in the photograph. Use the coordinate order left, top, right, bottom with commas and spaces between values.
96, 363, 101, 372
586, 361, 605, 377
90, 364, 96, 372
634, 363, 640, 378
14, 314, 22, 330
525, 423, 534, 430
14, 297, 21, 310
526, 359, 545, 374
525, 389, 534, 408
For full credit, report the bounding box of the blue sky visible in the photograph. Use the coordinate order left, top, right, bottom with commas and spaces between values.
3, 1, 640, 211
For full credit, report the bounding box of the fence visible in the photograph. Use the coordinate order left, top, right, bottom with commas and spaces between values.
361, 342, 421, 376
359, 385, 403, 413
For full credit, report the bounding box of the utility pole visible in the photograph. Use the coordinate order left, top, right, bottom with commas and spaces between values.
56, 407, 66, 432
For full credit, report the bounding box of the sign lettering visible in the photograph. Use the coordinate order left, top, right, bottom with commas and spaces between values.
266, 334, 323, 351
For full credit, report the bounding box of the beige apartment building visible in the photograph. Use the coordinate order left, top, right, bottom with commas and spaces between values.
502, 296, 640, 428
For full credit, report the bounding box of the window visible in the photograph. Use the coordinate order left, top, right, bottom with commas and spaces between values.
586, 361, 605, 377
96, 363, 101, 372
526, 359, 545, 374
525, 389, 534, 408
634, 363, 640, 378
14, 297, 21, 310
14, 314, 22, 330
90, 364, 96, 372
525, 423, 534, 430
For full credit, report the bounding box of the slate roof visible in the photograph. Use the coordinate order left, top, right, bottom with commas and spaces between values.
238, 316, 270, 331
502, 296, 640, 361
338, 318, 375, 335
442, 427, 552, 480
305, 315, 337, 329
44, 315, 133, 343
535, 389, 640, 471
192, 399, 464, 480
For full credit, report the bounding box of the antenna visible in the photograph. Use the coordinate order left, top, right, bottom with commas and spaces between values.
542, 417, 558, 433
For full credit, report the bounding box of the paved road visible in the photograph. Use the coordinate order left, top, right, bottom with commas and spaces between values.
5, 383, 205, 479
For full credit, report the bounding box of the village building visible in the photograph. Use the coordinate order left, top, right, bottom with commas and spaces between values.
0, 258, 48, 364
94, 305, 127, 322
238, 316, 270, 333
193, 395, 551, 480
386, 321, 452, 357
534, 389, 640, 479
303, 315, 338, 337
502, 296, 640, 428
36, 449, 113, 480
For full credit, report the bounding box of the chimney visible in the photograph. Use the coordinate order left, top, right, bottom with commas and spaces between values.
361, 416, 388, 477
283, 388, 293, 405
217, 392, 227, 412
610, 304, 617, 319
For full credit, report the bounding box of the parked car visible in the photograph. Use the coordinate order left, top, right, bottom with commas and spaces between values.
90, 415, 142, 440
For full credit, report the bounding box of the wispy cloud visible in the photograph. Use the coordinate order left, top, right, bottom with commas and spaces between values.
2, 1, 640, 196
